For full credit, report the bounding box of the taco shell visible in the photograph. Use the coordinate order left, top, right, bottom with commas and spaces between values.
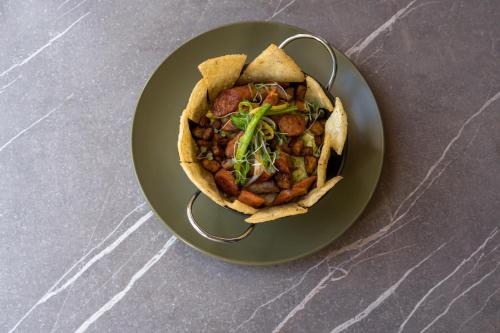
237, 44, 305, 84
198, 54, 246, 102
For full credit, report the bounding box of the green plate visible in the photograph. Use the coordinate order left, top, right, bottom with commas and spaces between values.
131, 22, 384, 265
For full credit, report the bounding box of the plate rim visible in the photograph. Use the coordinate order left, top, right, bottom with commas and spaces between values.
131, 20, 385, 266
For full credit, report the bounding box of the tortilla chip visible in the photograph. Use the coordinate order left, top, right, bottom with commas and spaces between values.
299, 176, 343, 208
304, 75, 334, 111
198, 54, 247, 102
180, 162, 227, 207
326, 97, 348, 155
237, 44, 305, 84
226, 200, 258, 215
317, 97, 347, 187
245, 203, 308, 223
184, 79, 209, 123
177, 111, 198, 162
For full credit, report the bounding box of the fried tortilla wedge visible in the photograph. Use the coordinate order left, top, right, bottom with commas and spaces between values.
178, 79, 209, 162
317, 97, 348, 187
180, 162, 227, 207
299, 176, 343, 207
198, 54, 247, 102
237, 44, 305, 84
304, 75, 334, 111
245, 203, 308, 223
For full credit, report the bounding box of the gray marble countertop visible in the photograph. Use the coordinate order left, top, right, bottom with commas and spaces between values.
1, 0, 499, 332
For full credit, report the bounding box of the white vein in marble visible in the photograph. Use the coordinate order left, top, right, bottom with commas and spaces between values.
420, 263, 500, 333
74, 236, 177, 333
0, 12, 90, 78
8, 207, 150, 333
397, 227, 498, 332
326, 242, 449, 333
0, 94, 73, 153
240, 90, 500, 331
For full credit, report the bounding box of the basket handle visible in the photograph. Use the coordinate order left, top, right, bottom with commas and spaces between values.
278, 33, 338, 90
187, 191, 256, 243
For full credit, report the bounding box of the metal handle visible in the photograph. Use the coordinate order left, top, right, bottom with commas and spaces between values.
278, 33, 337, 91
187, 191, 256, 243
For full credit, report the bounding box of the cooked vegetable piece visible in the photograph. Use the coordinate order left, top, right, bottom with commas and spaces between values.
238, 190, 265, 208
214, 169, 240, 196
234, 103, 272, 185
290, 156, 307, 183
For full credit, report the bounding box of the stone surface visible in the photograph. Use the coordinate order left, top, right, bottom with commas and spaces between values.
1, 0, 499, 332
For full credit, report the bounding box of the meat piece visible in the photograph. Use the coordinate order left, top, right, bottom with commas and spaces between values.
225, 132, 243, 158
238, 190, 265, 208
302, 147, 314, 156
294, 176, 317, 191
212, 85, 253, 117
309, 121, 325, 135
263, 87, 279, 105
278, 82, 290, 88
278, 143, 291, 154
213, 133, 229, 146
272, 175, 317, 205
295, 100, 306, 112
245, 181, 280, 194
261, 193, 278, 206
197, 140, 211, 147
211, 119, 222, 130
291, 138, 304, 156
221, 119, 239, 132
272, 187, 307, 205
214, 169, 240, 197
256, 171, 274, 183
192, 126, 206, 139
275, 173, 291, 189
221, 159, 234, 170
278, 114, 306, 136
199, 116, 210, 127
275, 153, 292, 174
192, 126, 212, 140
315, 135, 322, 146
304, 156, 317, 174
285, 87, 295, 102
296, 85, 306, 100
212, 144, 223, 158
201, 159, 221, 173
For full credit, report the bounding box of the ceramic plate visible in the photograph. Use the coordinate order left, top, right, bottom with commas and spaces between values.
132, 22, 384, 265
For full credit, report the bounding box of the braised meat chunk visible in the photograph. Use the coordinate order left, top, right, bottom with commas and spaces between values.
212, 85, 253, 117
278, 114, 306, 136
214, 169, 240, 197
